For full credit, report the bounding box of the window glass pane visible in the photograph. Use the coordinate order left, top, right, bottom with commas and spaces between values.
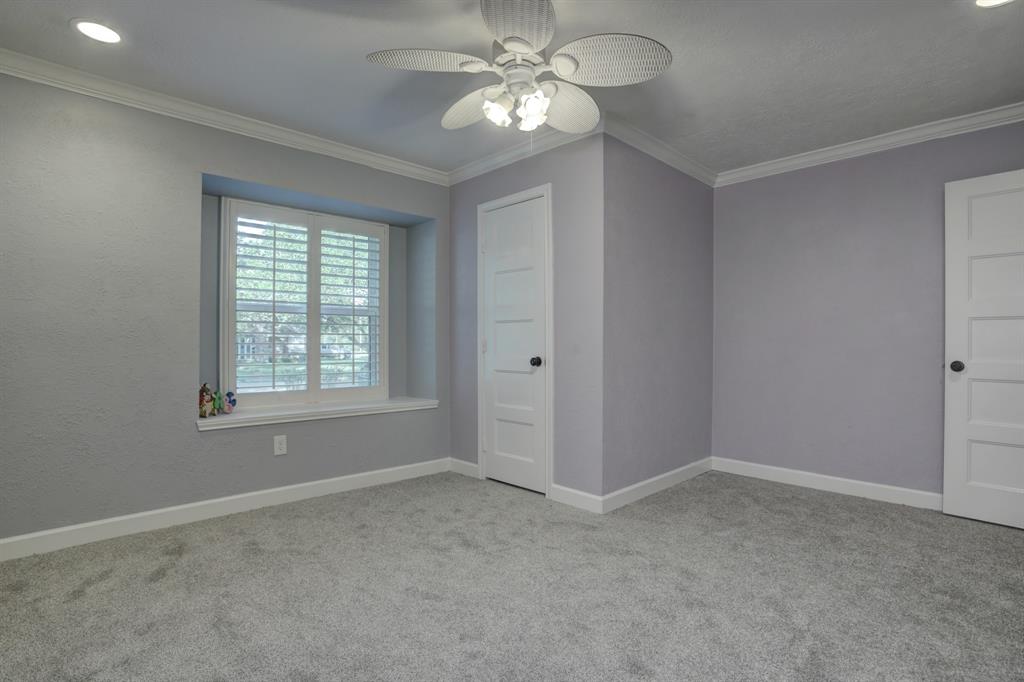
321, 230, 381, 389
235, 216, 308, 393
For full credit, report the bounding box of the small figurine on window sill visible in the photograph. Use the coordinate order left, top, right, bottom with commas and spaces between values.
223, 391, 237, 414
212, 390, 225, 416
198, 383, 214, 418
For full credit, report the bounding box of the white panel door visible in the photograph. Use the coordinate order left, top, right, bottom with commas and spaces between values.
945, 168, 1024, 528
478, 188, 550, 493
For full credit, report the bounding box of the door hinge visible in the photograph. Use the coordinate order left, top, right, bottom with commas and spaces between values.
482, 338, 487, 354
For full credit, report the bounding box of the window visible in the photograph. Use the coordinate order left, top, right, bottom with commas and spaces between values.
220, 198, 388, 406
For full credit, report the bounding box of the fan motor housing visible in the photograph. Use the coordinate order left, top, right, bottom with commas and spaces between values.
493, 43, 545, 66
502, 63, 540, 99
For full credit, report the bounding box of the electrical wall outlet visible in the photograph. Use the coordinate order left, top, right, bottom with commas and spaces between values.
273, 435, 287, 456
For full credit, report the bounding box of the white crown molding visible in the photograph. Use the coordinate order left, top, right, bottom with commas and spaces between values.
448, 122, 606, 185
448, 115, 719, 188
715, 101, 1024, 187
602, 118, 718, 187
449, 100, 1024, 189
0, 48, 450, 187
4, 48, 1022, 193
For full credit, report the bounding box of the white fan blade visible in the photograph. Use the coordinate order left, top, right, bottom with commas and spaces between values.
480, 0, 555, 54
552, 34, 672, 86
367, 49, 487, 73
442, 87, 490, 129
542, 82, 600, 134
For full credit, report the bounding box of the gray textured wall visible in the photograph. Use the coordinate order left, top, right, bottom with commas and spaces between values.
199, 195, 221, 385
602, 137, 714, 494
0, 74, 450, 538
713, 121, 1024, 493
450, 136, 606, 495
388, 226, 409, 398
407, 220, 439, 399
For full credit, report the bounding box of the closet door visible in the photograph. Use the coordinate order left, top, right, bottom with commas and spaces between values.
944, 168, 1024, 528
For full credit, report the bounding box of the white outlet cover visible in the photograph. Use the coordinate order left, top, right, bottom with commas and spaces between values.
273, 435, 287, 456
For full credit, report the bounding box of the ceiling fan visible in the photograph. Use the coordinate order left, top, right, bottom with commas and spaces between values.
366, 0, 672, 134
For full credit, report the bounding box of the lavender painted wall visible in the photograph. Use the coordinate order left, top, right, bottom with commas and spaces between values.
450, 136, 605, 495
602, 137, 714, 494
713, 122, 1024, 493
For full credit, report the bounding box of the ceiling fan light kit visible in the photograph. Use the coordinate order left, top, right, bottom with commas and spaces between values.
367, 0, 672, 135
483, 96, 514, 127
515, 88, 551, 131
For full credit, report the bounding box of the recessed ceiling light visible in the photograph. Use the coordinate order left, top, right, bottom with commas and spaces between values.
976, 0, 1016, 7
74, 21, 121, 44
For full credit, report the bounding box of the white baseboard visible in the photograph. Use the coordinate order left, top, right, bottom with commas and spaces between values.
1, 454, 945, 562
548, 484, 605, 513
549, 457, 713, 514
711, 457, 943, 510
603, 457, 713, 513
0, 457, 458, 562
448, 457, 480, 479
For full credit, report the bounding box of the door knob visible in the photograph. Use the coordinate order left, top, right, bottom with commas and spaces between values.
950, 360, 965, 373
530, 356, 543, 367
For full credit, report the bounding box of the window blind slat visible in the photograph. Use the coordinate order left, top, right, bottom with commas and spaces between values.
228, 203, 385, 399
320, 229, 382, 389
234, 215, 309, 394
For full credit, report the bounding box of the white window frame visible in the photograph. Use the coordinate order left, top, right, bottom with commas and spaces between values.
219, 198, 389, 408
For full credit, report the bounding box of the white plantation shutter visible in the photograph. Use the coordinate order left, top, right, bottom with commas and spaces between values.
320, 229, 382, 389
233, 215, 308, 393
220, 199, 388, 406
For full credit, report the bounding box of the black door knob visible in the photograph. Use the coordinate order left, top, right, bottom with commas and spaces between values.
530, 356, 543, 367
950, 360, 965, 373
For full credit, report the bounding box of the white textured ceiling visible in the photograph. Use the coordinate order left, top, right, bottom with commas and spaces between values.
0, 0, 1022, 173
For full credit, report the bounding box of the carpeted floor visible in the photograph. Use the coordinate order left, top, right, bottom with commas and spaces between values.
2, 471, 1023, 681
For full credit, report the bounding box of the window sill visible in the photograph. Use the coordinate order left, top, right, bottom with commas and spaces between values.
195, 396, 439, 432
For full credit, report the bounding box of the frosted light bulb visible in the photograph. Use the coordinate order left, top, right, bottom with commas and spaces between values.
482, 98, 512, 127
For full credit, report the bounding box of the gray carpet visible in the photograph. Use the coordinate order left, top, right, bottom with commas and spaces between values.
2, 471, 1023, 681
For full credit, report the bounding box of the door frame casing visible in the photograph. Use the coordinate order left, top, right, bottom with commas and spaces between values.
476, 183, 554, 497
